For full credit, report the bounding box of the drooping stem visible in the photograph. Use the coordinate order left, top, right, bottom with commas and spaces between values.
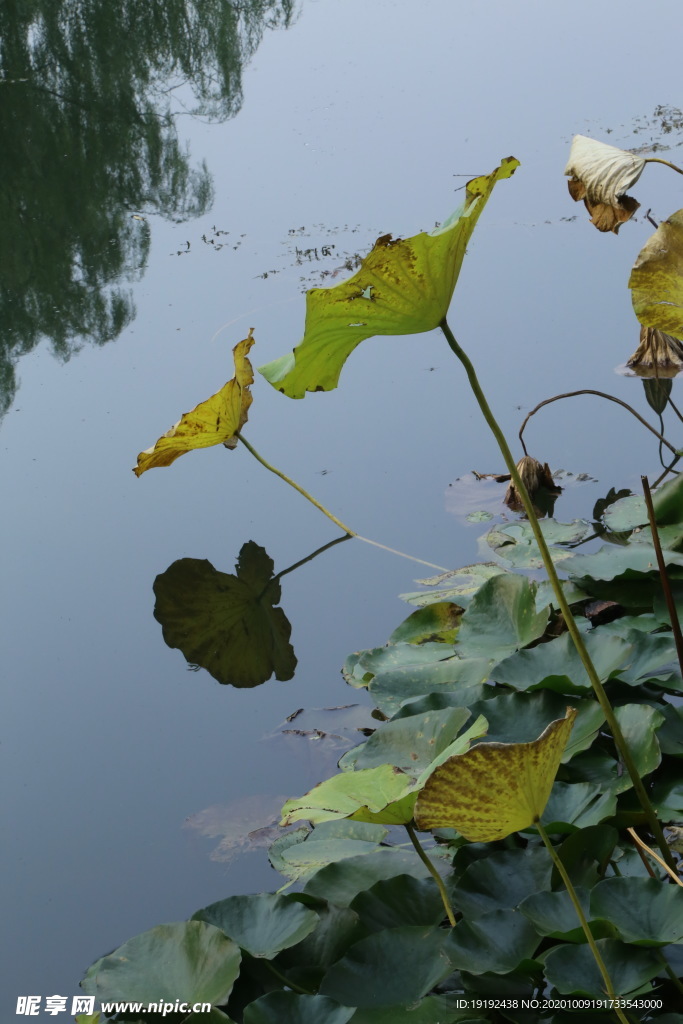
536, 820, 628, 1023
642, 475, 683, 679
652, 453, 681, 489
236, 432, 357, 534
273, 534, 352, 584
405, 823, 456, 927
517, 390, 678, 458
439, 318, 677, 872
236, 432, 448, 571
644, 156, 683, 177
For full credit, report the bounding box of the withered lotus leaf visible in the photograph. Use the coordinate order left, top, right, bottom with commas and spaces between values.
565, 135, 645, 233
629, 211, 683, 341
134, 330, 255, 476
627, 326, 683, 373
414, 708, 577, 841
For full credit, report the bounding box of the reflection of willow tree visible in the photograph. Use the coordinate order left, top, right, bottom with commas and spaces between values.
0, 0, 296, 417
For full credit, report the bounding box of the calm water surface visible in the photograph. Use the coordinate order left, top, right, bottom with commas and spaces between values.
3, 0, 683, 1011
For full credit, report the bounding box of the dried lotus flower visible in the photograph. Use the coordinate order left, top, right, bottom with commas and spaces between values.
627, 326, 683, 375
505, 456, 560, 512
565, 135, 645, 233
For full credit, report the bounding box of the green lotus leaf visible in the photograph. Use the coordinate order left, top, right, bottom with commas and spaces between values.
259, 159, 519, 397
450, 845, 552, 917
486, 519, 593, 569
80, 921, 241, 1004
279, 837, 382, 871
553, 824, 619, 888
192, 893, 318, 959
653, 471, 683, 525
492, 630, 632, 695
658, 704, 683, 756
273, 821, 388, 881
349, 875, 445, 933
280, 764, 416, 827
244, 993, 354, 1024
153, 543, 296, 688
519, 887, 595, 942
268, 827, 312, 882
455, 574, 550, 662
414, 709, 576, 840
275, 901, 364, 978
543, 938, 661, 997
134, 331, 254, 474
319, 926, 454, 1008
358, 641, 454, 675
539, 781, 617, 831
388, 602, 463, 644
630, 210, 683, 340
443, 908, 540, 974
651, 770, 683, 822
339, 706, 472, 775
590, 877, 683, 946
368, 656, 489, 717
566, 542, 683, 580
467, 691, 604, 762
612, 630, 678, 686
601, 494, 647, 532
303, 850, 433, 906
613, 703, 664, 778
347, 995, 484, 1024
401, 562, 511, 608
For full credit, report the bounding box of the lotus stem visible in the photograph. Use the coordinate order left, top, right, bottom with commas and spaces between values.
517, 390, 678, 459
439, 318, 678, 872
641, 475, 683, 679
536, 820, 628, 1023
236, 432, 448, 571
273, 534, 352, 584
405, 823, 456, 927
644, 157, 683, 177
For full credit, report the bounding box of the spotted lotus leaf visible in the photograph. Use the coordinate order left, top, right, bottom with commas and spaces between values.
259, 159, 519, 398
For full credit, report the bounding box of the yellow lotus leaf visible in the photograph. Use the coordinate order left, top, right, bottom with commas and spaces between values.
259, 158, 519, 398
133, 330, 255, 476
629, 210, 683, 341
414, 708, 577, 841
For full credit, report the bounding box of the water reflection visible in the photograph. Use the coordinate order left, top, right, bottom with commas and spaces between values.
0, 0, 296, 417
153, 535, 350, 687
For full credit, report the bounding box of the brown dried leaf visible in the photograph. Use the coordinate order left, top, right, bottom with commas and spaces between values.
565, 135, 645, 234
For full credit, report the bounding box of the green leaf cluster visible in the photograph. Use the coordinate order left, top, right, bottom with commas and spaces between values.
81, 502, 683, 1019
